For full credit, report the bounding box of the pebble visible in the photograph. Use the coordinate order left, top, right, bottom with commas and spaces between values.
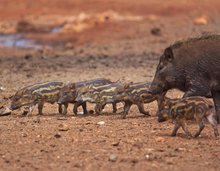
97, 121, 105, 125
0, 86, 6, 91
175, 147, 186, 152
54, 133, 62, 138
77, 111, 84, 115
145, 154, 150, 160
0, 106, 11, 116
109, 154, 118, 162
151, 27, 161, 36
112, 141, 120, 146
37, 135, 42, 138
21, 133, 28, 137
58, 123, 69, 131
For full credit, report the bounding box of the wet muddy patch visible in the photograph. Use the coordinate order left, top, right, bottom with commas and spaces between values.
0, 34, 42, 49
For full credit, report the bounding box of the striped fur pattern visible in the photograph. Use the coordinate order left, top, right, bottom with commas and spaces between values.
10, 81, 64, 115
76, 82, 125, 114
58, 78, 112, 115
157, 96, 219, 138
113, 82, 157, 118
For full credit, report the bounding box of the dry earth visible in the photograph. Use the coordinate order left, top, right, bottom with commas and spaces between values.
0, 0, 220, 171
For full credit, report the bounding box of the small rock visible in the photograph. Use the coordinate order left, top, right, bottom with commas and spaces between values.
112, 141, 120, 146
77, 111, 84, 115
109, 154, 118, 162
54, 133, 61, 138
145, 154, 150, 160
0, 86, 6, 91
37, 135, 42, 138
0, 106, 11, 116
97, 121, 105, 125
58, 123, 69, 131
194, 15, 208, 25
21, 133, 28, 137
155, 137, 165, 142
151, 27, 161, 36
175, 147, 186, 152
85, 121, 91, 125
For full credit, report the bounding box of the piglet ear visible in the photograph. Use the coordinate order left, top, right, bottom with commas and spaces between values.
164, 48, 174, 62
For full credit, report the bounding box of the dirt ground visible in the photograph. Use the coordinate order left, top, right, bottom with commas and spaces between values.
0, 0, 220, 170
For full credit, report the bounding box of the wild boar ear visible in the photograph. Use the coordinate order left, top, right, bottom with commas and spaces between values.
164, 48, 174, 62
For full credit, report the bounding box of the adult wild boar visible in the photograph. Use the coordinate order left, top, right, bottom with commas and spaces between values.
149, 34, 220, 123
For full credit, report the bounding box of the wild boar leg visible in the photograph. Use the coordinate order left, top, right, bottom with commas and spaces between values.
112, 102, 117, 113
61, 103, 68, 115
180, 119, 192, 138
207, 114, 219, 137
58, 104, 62, 114
171, 121, 181, 136
211, 91, 220, 124
95, 103, 102, 114
82, 102, 88, 114
38, 102, 44, 115
25, 104, 36, 116
73, 102, 81, 115
194, 119, 205, 138
136, 103, 150, 116
194, 108, 205, 137
122, 101, 132, 119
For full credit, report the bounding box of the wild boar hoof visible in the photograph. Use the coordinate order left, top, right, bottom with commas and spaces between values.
144, 112, 151, 116
193, 133, 200, 138
122, 115, 126, 119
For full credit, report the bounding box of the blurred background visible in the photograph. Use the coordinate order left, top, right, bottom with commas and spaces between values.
0, 0, 219, 49
0, 1, 220, 171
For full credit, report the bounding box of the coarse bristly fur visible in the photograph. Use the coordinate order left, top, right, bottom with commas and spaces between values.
170, 33, 220, 49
